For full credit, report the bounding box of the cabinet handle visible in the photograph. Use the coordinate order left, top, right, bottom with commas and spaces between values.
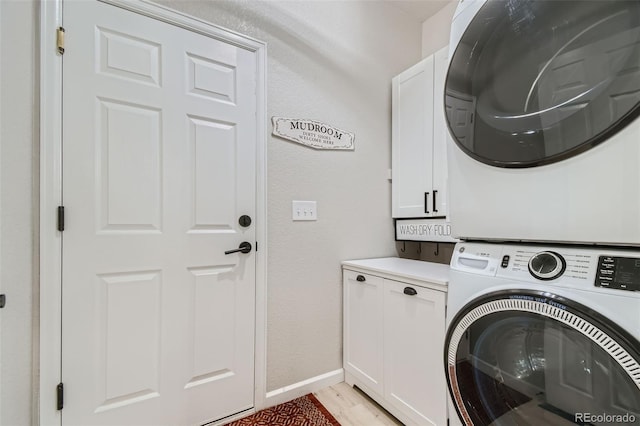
356, 275, 366, 282
424, 192, 430, 214
433, 190, 438, 213
403, 287, 417, 296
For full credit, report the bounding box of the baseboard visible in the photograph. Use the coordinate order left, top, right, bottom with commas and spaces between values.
262, 368, 344, 409
209, 408, 255, 426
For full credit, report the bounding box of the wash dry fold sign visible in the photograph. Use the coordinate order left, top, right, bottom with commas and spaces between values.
272, 117, 355, 150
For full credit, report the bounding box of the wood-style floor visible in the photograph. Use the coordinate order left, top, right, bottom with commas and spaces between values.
314, 382, 404, 426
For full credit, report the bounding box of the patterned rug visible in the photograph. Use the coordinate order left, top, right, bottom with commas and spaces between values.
227, 394, 340, 426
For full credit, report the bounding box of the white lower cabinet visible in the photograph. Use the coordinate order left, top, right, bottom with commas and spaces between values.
343, 258, 449, 426
343, 270, 384, 394
383, 279, 446, 425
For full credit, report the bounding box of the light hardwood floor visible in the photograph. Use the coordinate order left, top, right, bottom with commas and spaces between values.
314, 382, 404, 426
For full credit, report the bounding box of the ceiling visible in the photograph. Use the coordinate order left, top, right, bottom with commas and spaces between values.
390, 0, 454, 22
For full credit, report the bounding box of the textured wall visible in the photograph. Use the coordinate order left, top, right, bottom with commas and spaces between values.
0, 0, 38, 424
422, 0, 457, 57
0, 2, 423, 420
152, 0, 422, 391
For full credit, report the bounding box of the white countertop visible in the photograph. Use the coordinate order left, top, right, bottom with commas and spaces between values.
342, 257, 449, 287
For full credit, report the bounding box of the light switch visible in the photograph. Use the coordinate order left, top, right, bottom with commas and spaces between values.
292, 201, 317, 221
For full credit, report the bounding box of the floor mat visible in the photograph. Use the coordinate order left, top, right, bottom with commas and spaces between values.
226, 394, 341, 426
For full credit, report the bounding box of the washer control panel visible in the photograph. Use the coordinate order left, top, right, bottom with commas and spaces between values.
528, 251, 566, 281
596, 256, 640, 291
452, 242, 640, 293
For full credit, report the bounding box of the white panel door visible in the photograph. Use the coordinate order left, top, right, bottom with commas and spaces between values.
62, 2, 257, 425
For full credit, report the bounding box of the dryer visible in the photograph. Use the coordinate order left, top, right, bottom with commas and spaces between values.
444, 0, 640, 245
446, 242, 640, 426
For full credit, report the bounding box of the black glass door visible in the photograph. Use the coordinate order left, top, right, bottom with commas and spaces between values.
445, 0, 640, 167
445, 290, 640, 425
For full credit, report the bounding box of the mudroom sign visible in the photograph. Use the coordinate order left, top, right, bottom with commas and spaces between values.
272, 117, 355, 150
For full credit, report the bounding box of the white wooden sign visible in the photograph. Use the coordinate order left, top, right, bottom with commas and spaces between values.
272, 117, 355, 150
395, 218, 459, 243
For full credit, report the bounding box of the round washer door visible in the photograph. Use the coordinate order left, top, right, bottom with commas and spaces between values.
445, 0, 640, 168
445, 290, 640, 425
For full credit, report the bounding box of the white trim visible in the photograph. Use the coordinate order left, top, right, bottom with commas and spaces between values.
204, 408, 256, 426
101, 0, 265, 52
263, 369, 345, 409
253, 39, 269, 412
39, 1, 268, 424
39, 0, 63, 424
0, 0, 3, 421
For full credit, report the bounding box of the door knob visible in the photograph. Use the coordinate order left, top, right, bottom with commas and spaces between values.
224, 242, 252, 255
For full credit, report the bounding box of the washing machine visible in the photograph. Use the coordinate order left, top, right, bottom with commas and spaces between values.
444, 0, 640, 245
445, 242, 640, 425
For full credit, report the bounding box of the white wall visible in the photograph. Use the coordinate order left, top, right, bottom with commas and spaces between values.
0, 0, 38, 424
0, 0, 422, 418
422, 0, 457, 57
152, 0, 423, 391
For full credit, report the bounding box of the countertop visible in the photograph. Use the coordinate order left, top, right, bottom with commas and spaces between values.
342, 257, 449, 288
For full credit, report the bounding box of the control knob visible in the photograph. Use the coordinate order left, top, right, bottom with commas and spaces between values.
528, 251, 566, 281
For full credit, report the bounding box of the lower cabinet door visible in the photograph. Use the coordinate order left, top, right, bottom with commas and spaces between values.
383, 279, 447, 426
343, 270, 384, 394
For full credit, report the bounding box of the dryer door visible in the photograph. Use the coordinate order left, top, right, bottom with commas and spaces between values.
445, 290, 640, 426
445, 0, 640, 168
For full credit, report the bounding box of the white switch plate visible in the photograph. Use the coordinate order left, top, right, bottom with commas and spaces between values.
292, 200, 317, 221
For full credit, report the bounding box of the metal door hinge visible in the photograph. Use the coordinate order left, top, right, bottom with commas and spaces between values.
0, 294, 5, 308
57, 383, 64, 410
56, 27, 65, 55
57, 206, 65, 232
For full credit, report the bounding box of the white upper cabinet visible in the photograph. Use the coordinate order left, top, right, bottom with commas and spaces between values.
392, 45, 451, 219
432, 46, 450, 218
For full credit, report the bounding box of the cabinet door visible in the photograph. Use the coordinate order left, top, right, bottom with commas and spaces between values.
383, 279, 447, 426
343, 270, 384, 394
392, 57, 434, 218
432, 45, 450, 217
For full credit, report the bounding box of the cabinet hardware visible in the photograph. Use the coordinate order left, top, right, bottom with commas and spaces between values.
403, 287, 417, 296
57, 383, 64, 410
57, 206, 65, 232
433, 190, 438, 213
424, 192, 430, 214
356, 275, 366, 282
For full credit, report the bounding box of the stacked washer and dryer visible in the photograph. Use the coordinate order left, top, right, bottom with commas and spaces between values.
443, 1, 640, 425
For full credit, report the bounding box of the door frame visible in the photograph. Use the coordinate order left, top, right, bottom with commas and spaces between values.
39, 1, 268, 424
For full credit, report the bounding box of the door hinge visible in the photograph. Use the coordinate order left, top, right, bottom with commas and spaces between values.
57, 206, 65, 232
56, 383, 64, 410
56, 27, 65, 55
0, 294, 5, 308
